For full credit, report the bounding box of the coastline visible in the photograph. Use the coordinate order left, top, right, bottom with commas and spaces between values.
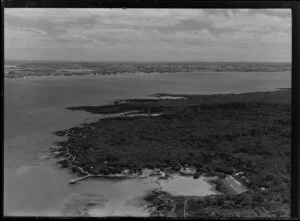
53, 89, 291, 217
4, 61, 291, 79
4, 70, 291, 80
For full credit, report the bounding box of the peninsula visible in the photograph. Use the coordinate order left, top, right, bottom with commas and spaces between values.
54, 88, 290, 217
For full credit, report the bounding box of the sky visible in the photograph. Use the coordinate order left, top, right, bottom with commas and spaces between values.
4, 8, 291, 62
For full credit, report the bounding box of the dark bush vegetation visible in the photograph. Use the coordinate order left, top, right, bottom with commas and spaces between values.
55, 89, 290, 217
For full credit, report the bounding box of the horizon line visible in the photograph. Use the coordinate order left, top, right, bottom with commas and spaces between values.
4, 59, 291, 64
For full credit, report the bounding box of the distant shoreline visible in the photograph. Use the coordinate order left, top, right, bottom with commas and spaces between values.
4, 70, 291, 80
4, 61, 291, 79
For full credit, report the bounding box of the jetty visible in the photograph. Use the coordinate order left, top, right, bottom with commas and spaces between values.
68, 174, 137, 184
69, 175, 91, 184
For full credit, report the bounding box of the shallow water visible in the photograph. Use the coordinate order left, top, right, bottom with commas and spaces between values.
4, 71, 291, 216
53, 178, 159, 217
158, 175, 217, 196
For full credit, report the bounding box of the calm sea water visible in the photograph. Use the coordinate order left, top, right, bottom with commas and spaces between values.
4, 71, 291, 216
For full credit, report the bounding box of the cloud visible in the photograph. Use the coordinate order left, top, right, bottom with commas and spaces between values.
5, 26, 51, 49
4, 8, 291, 62
4, 8, 204, 27
4, 8, 291, 34
219, 30, 291, 49
4, 9, 102, 23
265, 9, 291, 15
206, 10, 291, 33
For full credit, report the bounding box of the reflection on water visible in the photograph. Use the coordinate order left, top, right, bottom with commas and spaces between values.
59, 192, 108, 216
15, 165, 40, 177
4, 72, 291, 216
56, 178, 159, 217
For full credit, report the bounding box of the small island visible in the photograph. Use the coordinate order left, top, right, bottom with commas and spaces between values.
53, 88, 290, 218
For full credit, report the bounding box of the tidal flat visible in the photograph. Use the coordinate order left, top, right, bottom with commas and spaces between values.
54, 89, 290, 217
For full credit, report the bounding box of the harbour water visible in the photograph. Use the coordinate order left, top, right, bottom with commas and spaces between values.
4, 71, 291, 216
